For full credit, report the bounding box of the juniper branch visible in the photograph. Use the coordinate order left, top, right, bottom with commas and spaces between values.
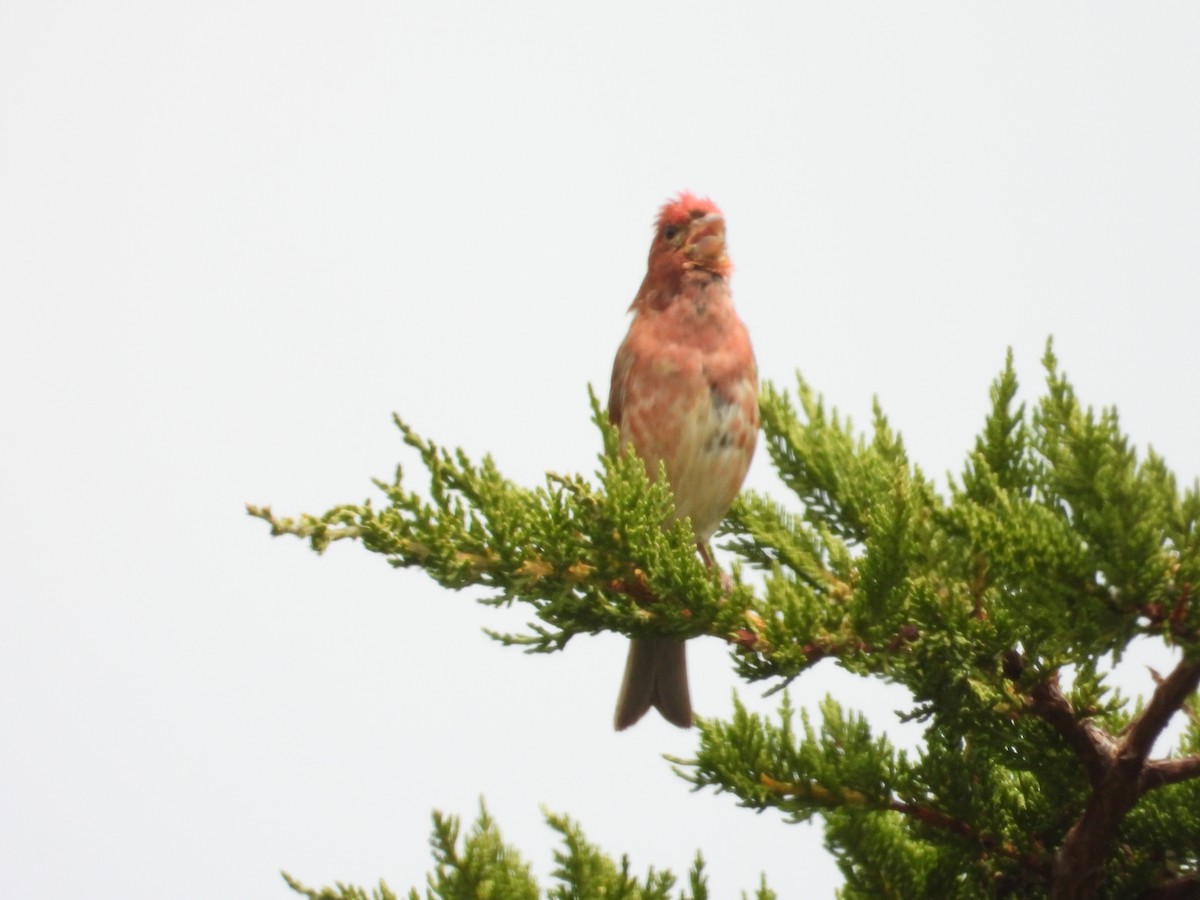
1051, 657, 1200, 899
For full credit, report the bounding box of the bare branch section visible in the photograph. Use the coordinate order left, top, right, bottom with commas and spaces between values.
1042, 657, 1200, 900
1124, 658, 1200, 765
1024, 672, 1117, 788
1141, 754, 1200, 792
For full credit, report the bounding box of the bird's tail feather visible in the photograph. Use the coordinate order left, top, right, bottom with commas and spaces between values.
614, 638, 692, 730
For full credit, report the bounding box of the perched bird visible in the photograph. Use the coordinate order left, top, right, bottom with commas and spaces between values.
608, 192, 759, 730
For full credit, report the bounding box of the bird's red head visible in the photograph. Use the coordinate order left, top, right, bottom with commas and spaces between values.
629, 192, 733, 313
655, 192, 723, 231
648, 191, 731, 281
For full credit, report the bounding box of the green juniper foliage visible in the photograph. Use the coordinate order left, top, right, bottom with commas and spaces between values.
281, 802, 775, 900
253, 344, 1200, 900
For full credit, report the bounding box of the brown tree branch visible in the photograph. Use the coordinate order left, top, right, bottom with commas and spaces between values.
1140, 754, 1200, 792
1051, 657, 1200, 900
1007, 654, 1200, 898
1123, 658, 1200, 764
1023, 672, 1116, 788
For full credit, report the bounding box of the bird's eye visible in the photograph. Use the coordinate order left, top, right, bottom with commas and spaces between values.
663, 224, 680, 241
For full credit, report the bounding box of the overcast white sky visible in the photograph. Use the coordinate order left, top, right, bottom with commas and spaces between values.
3, 3, 1199, 897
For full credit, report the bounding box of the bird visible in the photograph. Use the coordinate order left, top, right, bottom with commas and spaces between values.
608, 192, 759, 730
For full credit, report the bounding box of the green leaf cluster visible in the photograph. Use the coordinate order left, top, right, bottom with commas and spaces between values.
282, 803, 774, 900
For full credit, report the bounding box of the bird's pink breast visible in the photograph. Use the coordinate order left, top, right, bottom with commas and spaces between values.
611, 275, 758, 542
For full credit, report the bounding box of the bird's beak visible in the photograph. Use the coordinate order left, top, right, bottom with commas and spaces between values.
685, 213, 727, 269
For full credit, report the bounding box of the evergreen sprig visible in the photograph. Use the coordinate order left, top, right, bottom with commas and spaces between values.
250, 389, 747, 652
282, 803, 773, 900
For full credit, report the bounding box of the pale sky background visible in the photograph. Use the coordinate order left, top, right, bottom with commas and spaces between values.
3, 3, 1199, 898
